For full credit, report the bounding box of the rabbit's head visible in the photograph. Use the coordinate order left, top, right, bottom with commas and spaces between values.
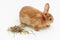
43, 3, 54, 24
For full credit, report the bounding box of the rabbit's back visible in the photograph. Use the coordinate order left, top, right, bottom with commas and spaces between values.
20, 6, 44, 27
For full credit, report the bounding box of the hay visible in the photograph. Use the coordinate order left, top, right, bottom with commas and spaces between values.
8, 25, 29, 34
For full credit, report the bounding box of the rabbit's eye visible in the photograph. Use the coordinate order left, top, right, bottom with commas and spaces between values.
49, 18, 52, 21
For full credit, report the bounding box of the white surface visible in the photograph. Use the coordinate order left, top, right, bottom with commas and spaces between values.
0, 0, 60, 40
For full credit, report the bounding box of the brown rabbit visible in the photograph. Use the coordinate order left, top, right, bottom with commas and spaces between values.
19, 3, 53, 31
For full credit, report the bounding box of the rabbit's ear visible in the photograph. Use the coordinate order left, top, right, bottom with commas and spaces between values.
43, 3, 50, 13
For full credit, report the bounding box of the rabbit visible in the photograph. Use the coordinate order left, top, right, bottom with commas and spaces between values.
19, 3, 54, 31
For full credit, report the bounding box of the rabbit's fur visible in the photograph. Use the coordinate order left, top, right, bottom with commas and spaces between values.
19, 3, 53, 31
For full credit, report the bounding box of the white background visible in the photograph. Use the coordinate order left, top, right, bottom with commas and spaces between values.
0, 0, 60, 40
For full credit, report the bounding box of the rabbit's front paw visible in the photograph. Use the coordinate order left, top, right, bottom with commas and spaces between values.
46, 25, 50, 27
